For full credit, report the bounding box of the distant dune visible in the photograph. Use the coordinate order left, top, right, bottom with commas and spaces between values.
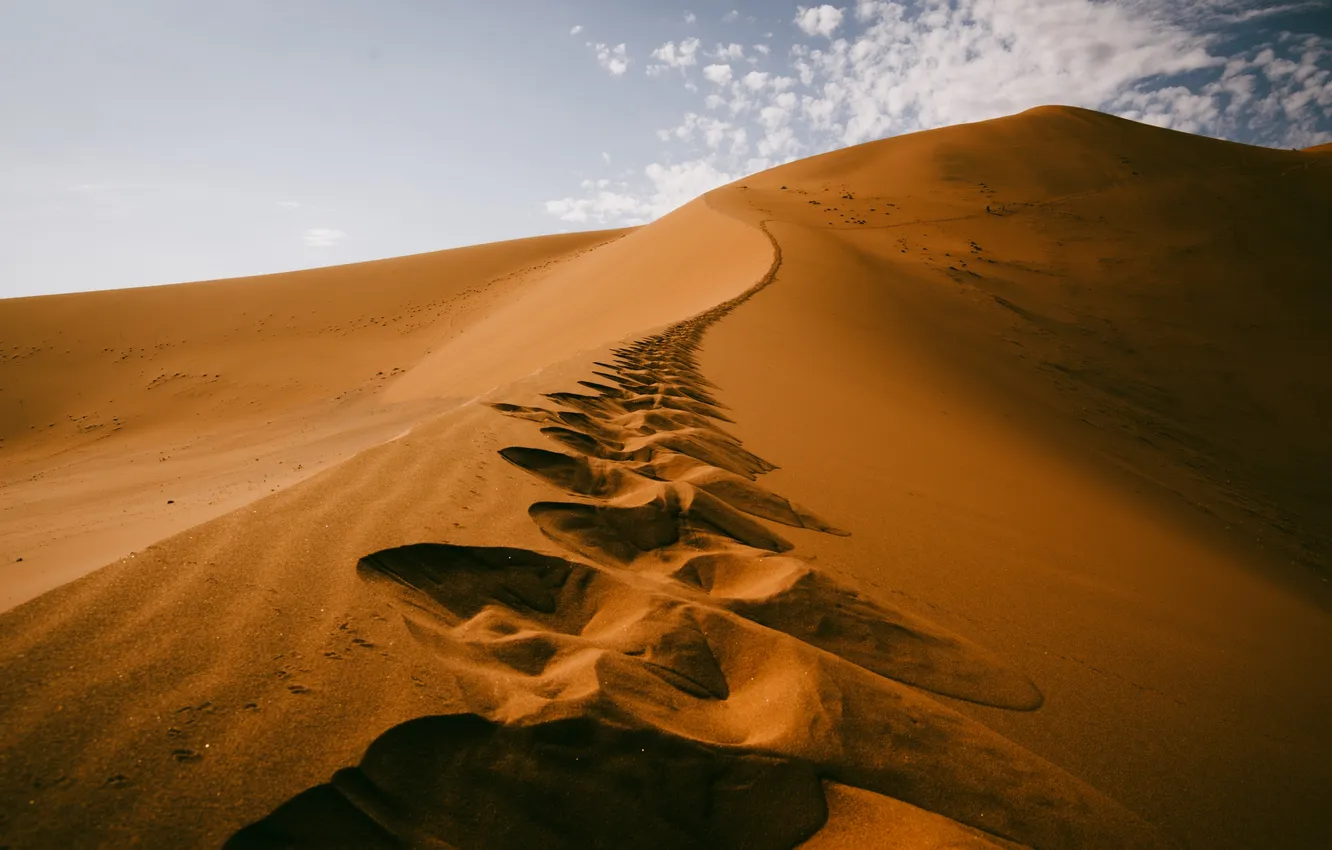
2, 106, 1331, 848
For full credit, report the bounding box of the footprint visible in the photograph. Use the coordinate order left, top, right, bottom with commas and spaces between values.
528, 486, 794, 566
358, 543, 727, 701
501, 445, 847, 535
358, 543, 573, 618
673, 551, 1042, 711
225, 714, 828, 850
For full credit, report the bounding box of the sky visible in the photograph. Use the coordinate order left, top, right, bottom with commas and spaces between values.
2, 0, 1329, 298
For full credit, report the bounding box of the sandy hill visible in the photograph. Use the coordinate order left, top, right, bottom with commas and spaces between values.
2, 105, 1331, 849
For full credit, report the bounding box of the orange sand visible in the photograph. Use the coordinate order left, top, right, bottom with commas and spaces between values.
2, 106, 1330, 849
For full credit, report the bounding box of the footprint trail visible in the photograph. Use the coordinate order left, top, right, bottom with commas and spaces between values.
229, 224, 1169, 850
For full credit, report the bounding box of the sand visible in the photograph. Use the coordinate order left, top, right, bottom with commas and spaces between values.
0, 230, 632, 610
2, 105, 1331, 848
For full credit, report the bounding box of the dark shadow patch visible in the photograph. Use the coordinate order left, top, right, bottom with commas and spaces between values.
225, 714, 828, 850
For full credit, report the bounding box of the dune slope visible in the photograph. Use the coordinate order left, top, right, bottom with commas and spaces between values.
0, 230, 629, 609
717, 104, 1332, 579
697, 105, 1332, 848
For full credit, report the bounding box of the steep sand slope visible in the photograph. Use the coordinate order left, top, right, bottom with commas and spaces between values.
0, 230, 630, 609
2, 106, 1330, 849
713, 104, 1332, 579
698, 105, 1332, 848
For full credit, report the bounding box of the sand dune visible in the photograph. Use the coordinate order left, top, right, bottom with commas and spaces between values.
3, 106, 1332, 848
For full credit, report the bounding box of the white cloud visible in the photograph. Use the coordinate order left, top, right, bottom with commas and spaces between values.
545, 192, 644, 226
713, 43, 745, 61
795, 5, 844, 38
685, 11, 697, 25
276, 200, 300, 209
703, 64, 734, 86
722, 10, 739, 23
594, 43, 629, 76
743, 71, 771, 91
569, 24, 583, 36
543, 159, 736, 227
304, 228, 345, 248
601, 151, 612, 164
644, 160, 735, 210
753, 44, 771, 56
730, 127, 750, 155
670, 112, 736, 149
651, 37, 701, 69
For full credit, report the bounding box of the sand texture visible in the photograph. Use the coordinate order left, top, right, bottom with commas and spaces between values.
3, 106, 1331, 848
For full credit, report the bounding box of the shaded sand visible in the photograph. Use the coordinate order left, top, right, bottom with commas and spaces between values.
3, 106, 1332, 848
697, 106, 1332, 848
800, 783, 1026, 849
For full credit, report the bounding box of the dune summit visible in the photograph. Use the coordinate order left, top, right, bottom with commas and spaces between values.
2, 105, 1331, 848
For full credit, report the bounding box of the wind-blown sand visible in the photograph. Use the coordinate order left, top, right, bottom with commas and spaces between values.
2, 106, 1331, 848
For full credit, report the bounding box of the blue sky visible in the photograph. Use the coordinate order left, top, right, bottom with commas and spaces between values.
2, 1, 1329, 298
